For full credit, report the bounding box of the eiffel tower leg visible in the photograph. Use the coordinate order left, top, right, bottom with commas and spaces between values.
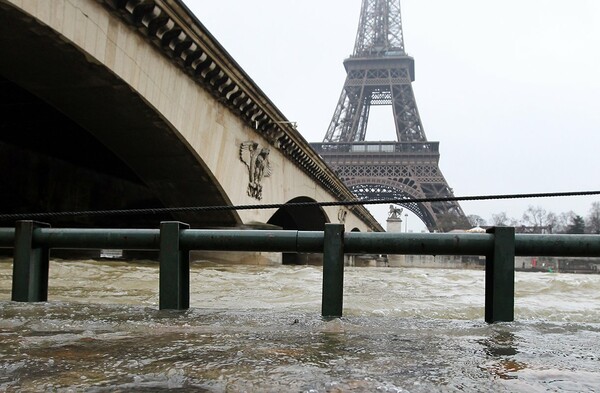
324, 82, 370, 143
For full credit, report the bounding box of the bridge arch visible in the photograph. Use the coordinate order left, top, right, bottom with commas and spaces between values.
267, 197, 330, 231
0, 2, 239, 228
267, 196, 329, 265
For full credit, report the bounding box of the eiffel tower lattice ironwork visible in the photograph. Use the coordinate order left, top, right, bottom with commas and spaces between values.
311, 0, 468, 231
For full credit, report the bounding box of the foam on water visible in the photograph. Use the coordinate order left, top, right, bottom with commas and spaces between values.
1, 258, 599, 392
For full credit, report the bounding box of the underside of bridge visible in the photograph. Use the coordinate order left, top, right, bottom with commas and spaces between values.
0, 3, 238, 228
268, 197, 330, 265
267, 197, 330, 231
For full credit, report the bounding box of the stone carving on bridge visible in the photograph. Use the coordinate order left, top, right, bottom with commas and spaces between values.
338, 207, 348, 224
240, 141, 272, 200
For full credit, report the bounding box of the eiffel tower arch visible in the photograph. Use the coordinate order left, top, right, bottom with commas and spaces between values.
311, 0, 468, 231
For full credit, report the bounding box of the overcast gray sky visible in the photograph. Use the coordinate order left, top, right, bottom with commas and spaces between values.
186, 0, 600, 232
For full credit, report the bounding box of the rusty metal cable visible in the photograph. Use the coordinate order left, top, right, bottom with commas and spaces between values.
1, 190, 600, 221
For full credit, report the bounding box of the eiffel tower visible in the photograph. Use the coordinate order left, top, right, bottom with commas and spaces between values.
311, 0, 468, 231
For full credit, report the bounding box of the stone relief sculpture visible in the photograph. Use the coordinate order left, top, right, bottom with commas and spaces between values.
388, 205, 403, 220
240, 141, 272, 200
338, 207, 348, 224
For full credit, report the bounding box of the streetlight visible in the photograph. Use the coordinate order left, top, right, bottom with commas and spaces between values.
404, 214, 408, 232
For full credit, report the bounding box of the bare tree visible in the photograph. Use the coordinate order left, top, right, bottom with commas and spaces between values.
435, 213, 470, 232
490, 212, 520, 227
546, 211, 558, 231
467, 214, 486, 227
587, 202, 600, 234
553, 211, 576, 234
491, 212, 509, 226
489, 204, 600, 233
522, 206, 550, 228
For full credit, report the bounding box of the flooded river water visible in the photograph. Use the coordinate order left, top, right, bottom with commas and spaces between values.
0, 258, 599, 392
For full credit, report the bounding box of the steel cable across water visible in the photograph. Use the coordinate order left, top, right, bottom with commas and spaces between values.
1, 190, 599, 221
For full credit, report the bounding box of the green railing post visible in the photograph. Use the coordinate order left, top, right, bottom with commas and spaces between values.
322, 223, 345, 318
485, 226, 515, 323
159, 221, 190, 310
12, 221, 51, 302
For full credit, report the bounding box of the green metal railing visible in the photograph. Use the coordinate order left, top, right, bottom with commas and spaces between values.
2, 221, 600, 323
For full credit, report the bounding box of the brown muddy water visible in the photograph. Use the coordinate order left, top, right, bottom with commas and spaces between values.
0, 258, 599, 392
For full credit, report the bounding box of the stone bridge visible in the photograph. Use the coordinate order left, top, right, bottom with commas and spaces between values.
0, 0, 383, 237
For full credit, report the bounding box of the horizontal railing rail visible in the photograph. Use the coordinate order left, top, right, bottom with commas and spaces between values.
3, 228, 600, 256
2, 221, 600, 323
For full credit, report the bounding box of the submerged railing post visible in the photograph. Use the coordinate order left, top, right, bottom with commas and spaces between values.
322, 223, 345, 318
485, 226, 515, 323
12, 221, 51, 302
159, 221, 190, 310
